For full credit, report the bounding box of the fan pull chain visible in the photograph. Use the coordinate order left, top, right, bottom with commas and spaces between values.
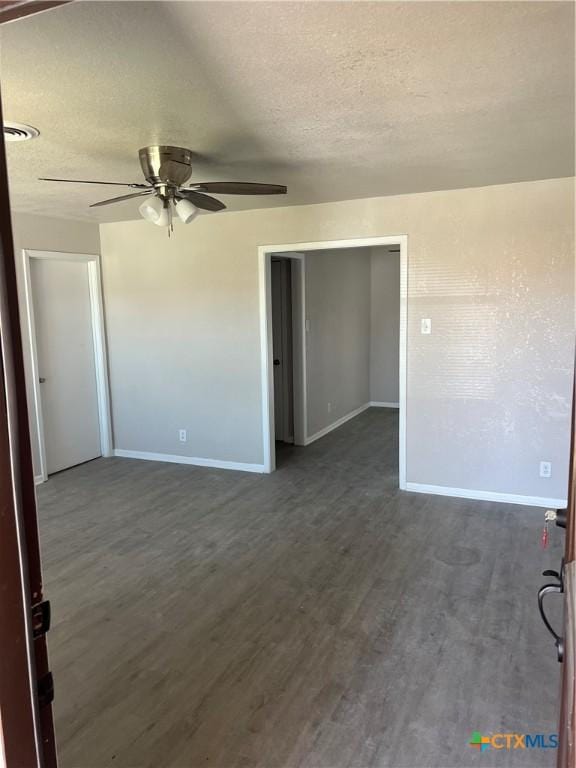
167, 199, 173, 238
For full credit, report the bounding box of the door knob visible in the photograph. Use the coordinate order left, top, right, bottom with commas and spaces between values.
273, 359, 280, 366
39, 377, 46, 384
538, 563, 564, 662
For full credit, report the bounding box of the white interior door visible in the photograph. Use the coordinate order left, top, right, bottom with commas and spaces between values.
30, 258, 101, 474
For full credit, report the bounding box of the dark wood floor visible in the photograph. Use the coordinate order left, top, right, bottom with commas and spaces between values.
37, 408, 562, 768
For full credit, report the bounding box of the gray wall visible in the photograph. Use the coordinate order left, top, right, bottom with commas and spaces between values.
370, 248, 400, 404
100, 218, 261, 465
12, 212, 101, 478
305, 248, 371, 437
99, 178, 575, 501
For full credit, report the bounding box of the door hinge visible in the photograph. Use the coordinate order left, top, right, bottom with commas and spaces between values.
37, 672, 54, 708
31, 599, 51, 638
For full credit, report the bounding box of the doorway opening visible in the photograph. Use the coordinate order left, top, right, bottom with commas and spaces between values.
260, 237, 407, 485
272, 258, 294, 445
21, 250, 112, 483
269, 254, 306, 466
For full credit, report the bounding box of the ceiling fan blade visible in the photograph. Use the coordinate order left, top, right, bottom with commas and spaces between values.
89, 190, 154, 208
39, 177, 149, 188
178, 190, 226, 212
192, 182, 287, 195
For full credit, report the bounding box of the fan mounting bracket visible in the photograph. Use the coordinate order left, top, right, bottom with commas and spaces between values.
138, 145, 193, 187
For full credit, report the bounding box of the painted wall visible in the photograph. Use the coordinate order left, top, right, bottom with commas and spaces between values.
99, 177, 575, 502
305, 248, 371, 437
12, 212, 101, 478
370, 248, 400, 405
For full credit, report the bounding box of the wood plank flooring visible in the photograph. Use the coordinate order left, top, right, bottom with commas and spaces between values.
37, 408, 562, 768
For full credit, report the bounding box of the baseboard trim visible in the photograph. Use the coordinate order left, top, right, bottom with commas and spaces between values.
369, 401, 399, 409
113, 449, 266, 474
405, 482, 567, 509
34, 475, 45, 485
305, 403, 371, 446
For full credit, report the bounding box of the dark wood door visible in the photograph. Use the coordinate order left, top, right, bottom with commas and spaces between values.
558, 365, 576, 767
0, 80, 57, 766
0, 1, 69, 24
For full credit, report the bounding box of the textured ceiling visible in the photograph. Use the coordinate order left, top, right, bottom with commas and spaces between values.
1, 1, 574, 222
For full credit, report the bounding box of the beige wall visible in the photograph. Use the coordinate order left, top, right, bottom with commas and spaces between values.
370, 248, 400, 405
305, 248, 371, 437
12, 212, 101, 256
100, 177, 575, 502
12, 212, 101, 478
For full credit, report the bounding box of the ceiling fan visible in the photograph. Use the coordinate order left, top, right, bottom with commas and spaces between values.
40, 145, 287, 233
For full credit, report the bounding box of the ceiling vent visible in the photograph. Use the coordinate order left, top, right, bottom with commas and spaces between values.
3, 122, 40, 142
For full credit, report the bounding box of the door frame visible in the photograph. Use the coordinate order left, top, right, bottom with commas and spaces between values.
258, 235, 408, 485
21, 249, 113, 482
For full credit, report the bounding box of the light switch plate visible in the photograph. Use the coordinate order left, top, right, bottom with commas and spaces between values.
421, 318, 432, 335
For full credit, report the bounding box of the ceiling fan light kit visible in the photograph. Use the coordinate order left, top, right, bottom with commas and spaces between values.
175, 198, 198, 224
39, 145, 287, 237
139, 195, 165, 224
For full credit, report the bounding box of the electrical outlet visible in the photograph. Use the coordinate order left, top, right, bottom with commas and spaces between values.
327, 402, 332, 413
179, 429, 187, 443
539, 461, 552, 478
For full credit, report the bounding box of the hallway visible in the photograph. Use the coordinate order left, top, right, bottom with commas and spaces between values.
37, 408, 560, 767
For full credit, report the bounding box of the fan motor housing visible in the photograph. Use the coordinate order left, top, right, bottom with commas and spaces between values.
139, 145, 193, 187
